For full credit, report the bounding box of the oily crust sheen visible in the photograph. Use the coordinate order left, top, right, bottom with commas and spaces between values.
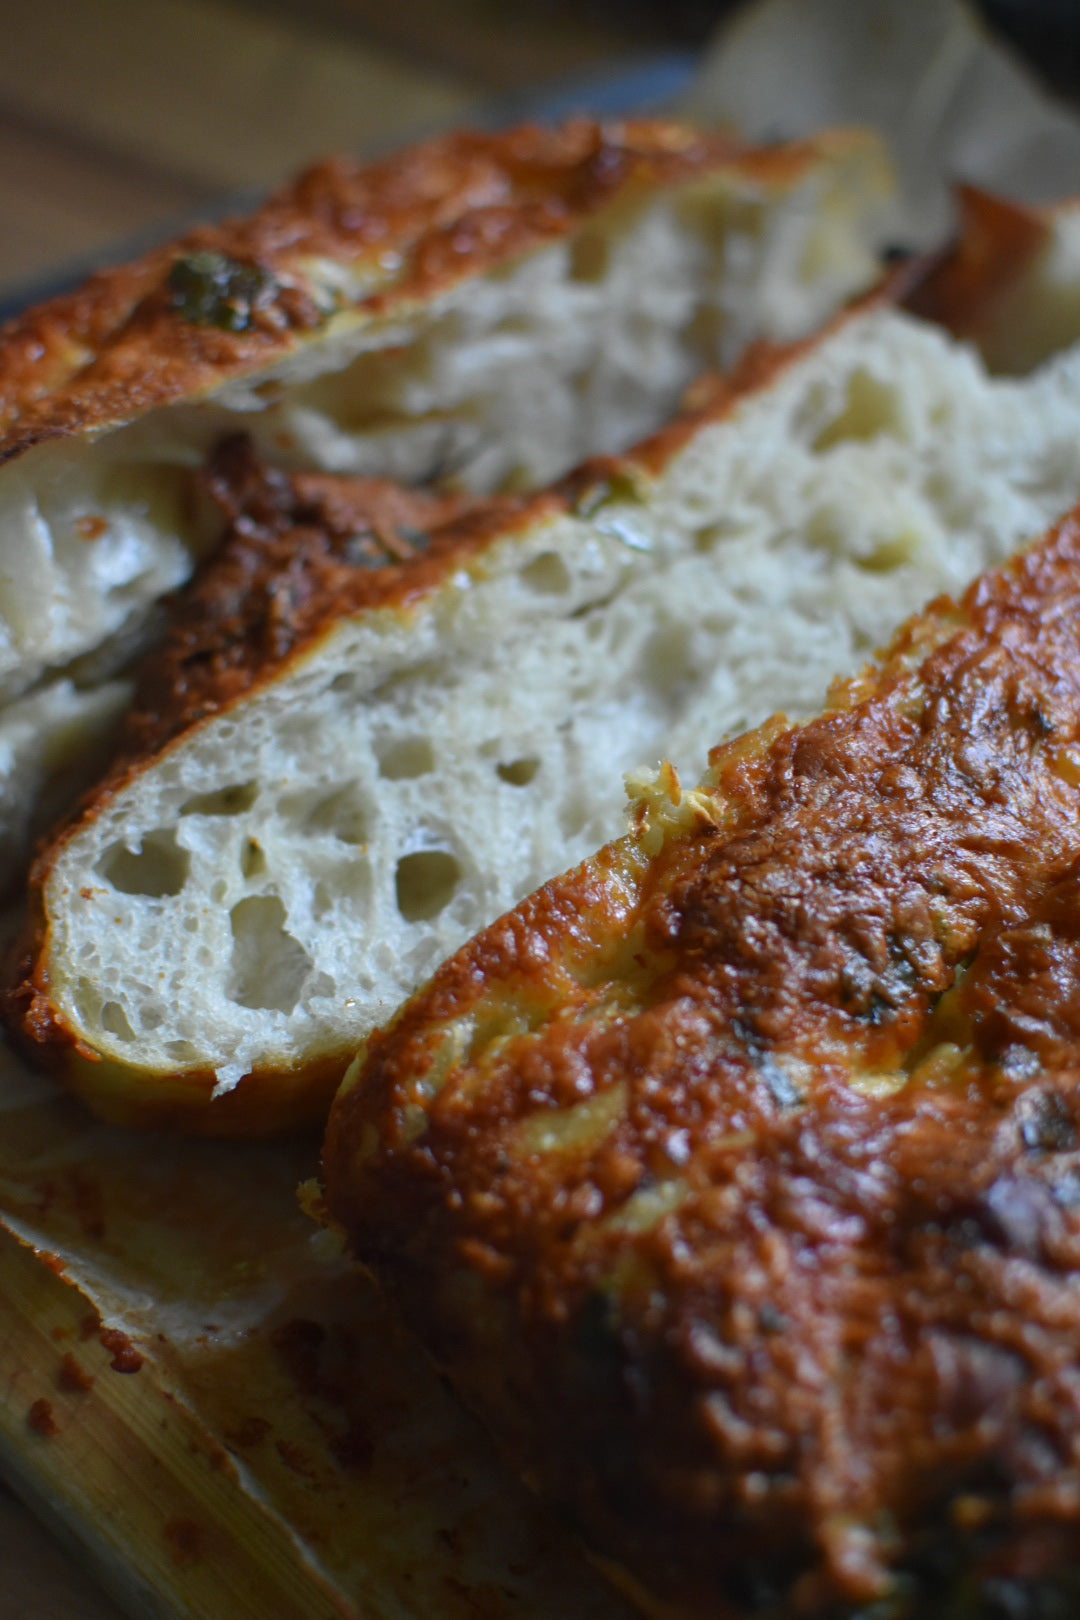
0, 117, 801, 466
324, 509, 1080, 1617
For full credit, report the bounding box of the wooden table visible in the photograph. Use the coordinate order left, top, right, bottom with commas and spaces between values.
0, 2, 704, 1614
0, 0, 698, 299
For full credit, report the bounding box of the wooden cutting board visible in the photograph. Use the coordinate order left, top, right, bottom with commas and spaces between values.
0, 1058, 634, 1620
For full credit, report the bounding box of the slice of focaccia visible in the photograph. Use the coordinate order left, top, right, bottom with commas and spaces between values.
17, 278, 1080, 1132
0, 121, 893, 712
323, 506, 1080, 1619
0, 120, 896, 889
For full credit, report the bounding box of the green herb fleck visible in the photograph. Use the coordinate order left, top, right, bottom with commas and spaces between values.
168, 251, 276, 332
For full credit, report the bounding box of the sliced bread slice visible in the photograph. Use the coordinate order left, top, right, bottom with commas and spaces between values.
0, 122, 893, 711
16, 278, 1080, 1132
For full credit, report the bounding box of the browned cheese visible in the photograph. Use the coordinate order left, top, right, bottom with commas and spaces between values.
324, 509, 1080, 1618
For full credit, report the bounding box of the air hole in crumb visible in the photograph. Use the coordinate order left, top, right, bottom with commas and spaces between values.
569, 230, 610, 283
560, 801, 588, 840
496, 313, 534, 336
520, 552, 571, 595
377, 737, 435, 780
854, 532, 919, 573
395, 851, 461, 923
241, 838, 267, 879
812, 369, 900, 453
497, 757, 540, 787
643, 625, 695, 701
97, 829, 189, 897
180, 781, 258, 816
280, 785, 368, 844
210, 879, 227, 904
101, 1001, 136, 1042
227, 896, 312, 1014
309, 861, 371, 922
307, 786, 367, 844
694, 523, 733, 554
165, 1040, 199, 1062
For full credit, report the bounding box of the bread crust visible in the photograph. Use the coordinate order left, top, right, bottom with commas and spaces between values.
0, 119, 884, 469
324, 507, 1080, 1615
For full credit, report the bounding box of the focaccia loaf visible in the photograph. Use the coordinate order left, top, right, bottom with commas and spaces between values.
0, 120, 892, 710
17, 274, 1080, 1132
322, 505, 1080, 1619
0, 120, 896, 890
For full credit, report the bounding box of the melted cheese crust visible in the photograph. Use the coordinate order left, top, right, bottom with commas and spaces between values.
325, 509, 1080, 1617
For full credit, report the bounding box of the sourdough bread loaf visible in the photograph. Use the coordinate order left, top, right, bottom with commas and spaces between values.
0, 121, 895, 886
17, 278, 1080, 1131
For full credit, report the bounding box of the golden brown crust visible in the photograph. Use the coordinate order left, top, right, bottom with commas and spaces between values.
0, 117, 844, 468
324, 507, 1080, 1615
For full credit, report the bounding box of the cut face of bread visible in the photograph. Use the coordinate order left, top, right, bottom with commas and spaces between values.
0, 678, 132, 893
321, 507, 1080, 1620
0, 123, 893, 711
18, 293, 1080, 1131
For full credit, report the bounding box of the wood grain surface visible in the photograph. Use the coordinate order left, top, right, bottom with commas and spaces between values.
0, 4, 691, 1616
0, 0, 684, 295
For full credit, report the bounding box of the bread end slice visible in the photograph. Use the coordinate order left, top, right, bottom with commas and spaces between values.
323, 507, 1080, 1616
